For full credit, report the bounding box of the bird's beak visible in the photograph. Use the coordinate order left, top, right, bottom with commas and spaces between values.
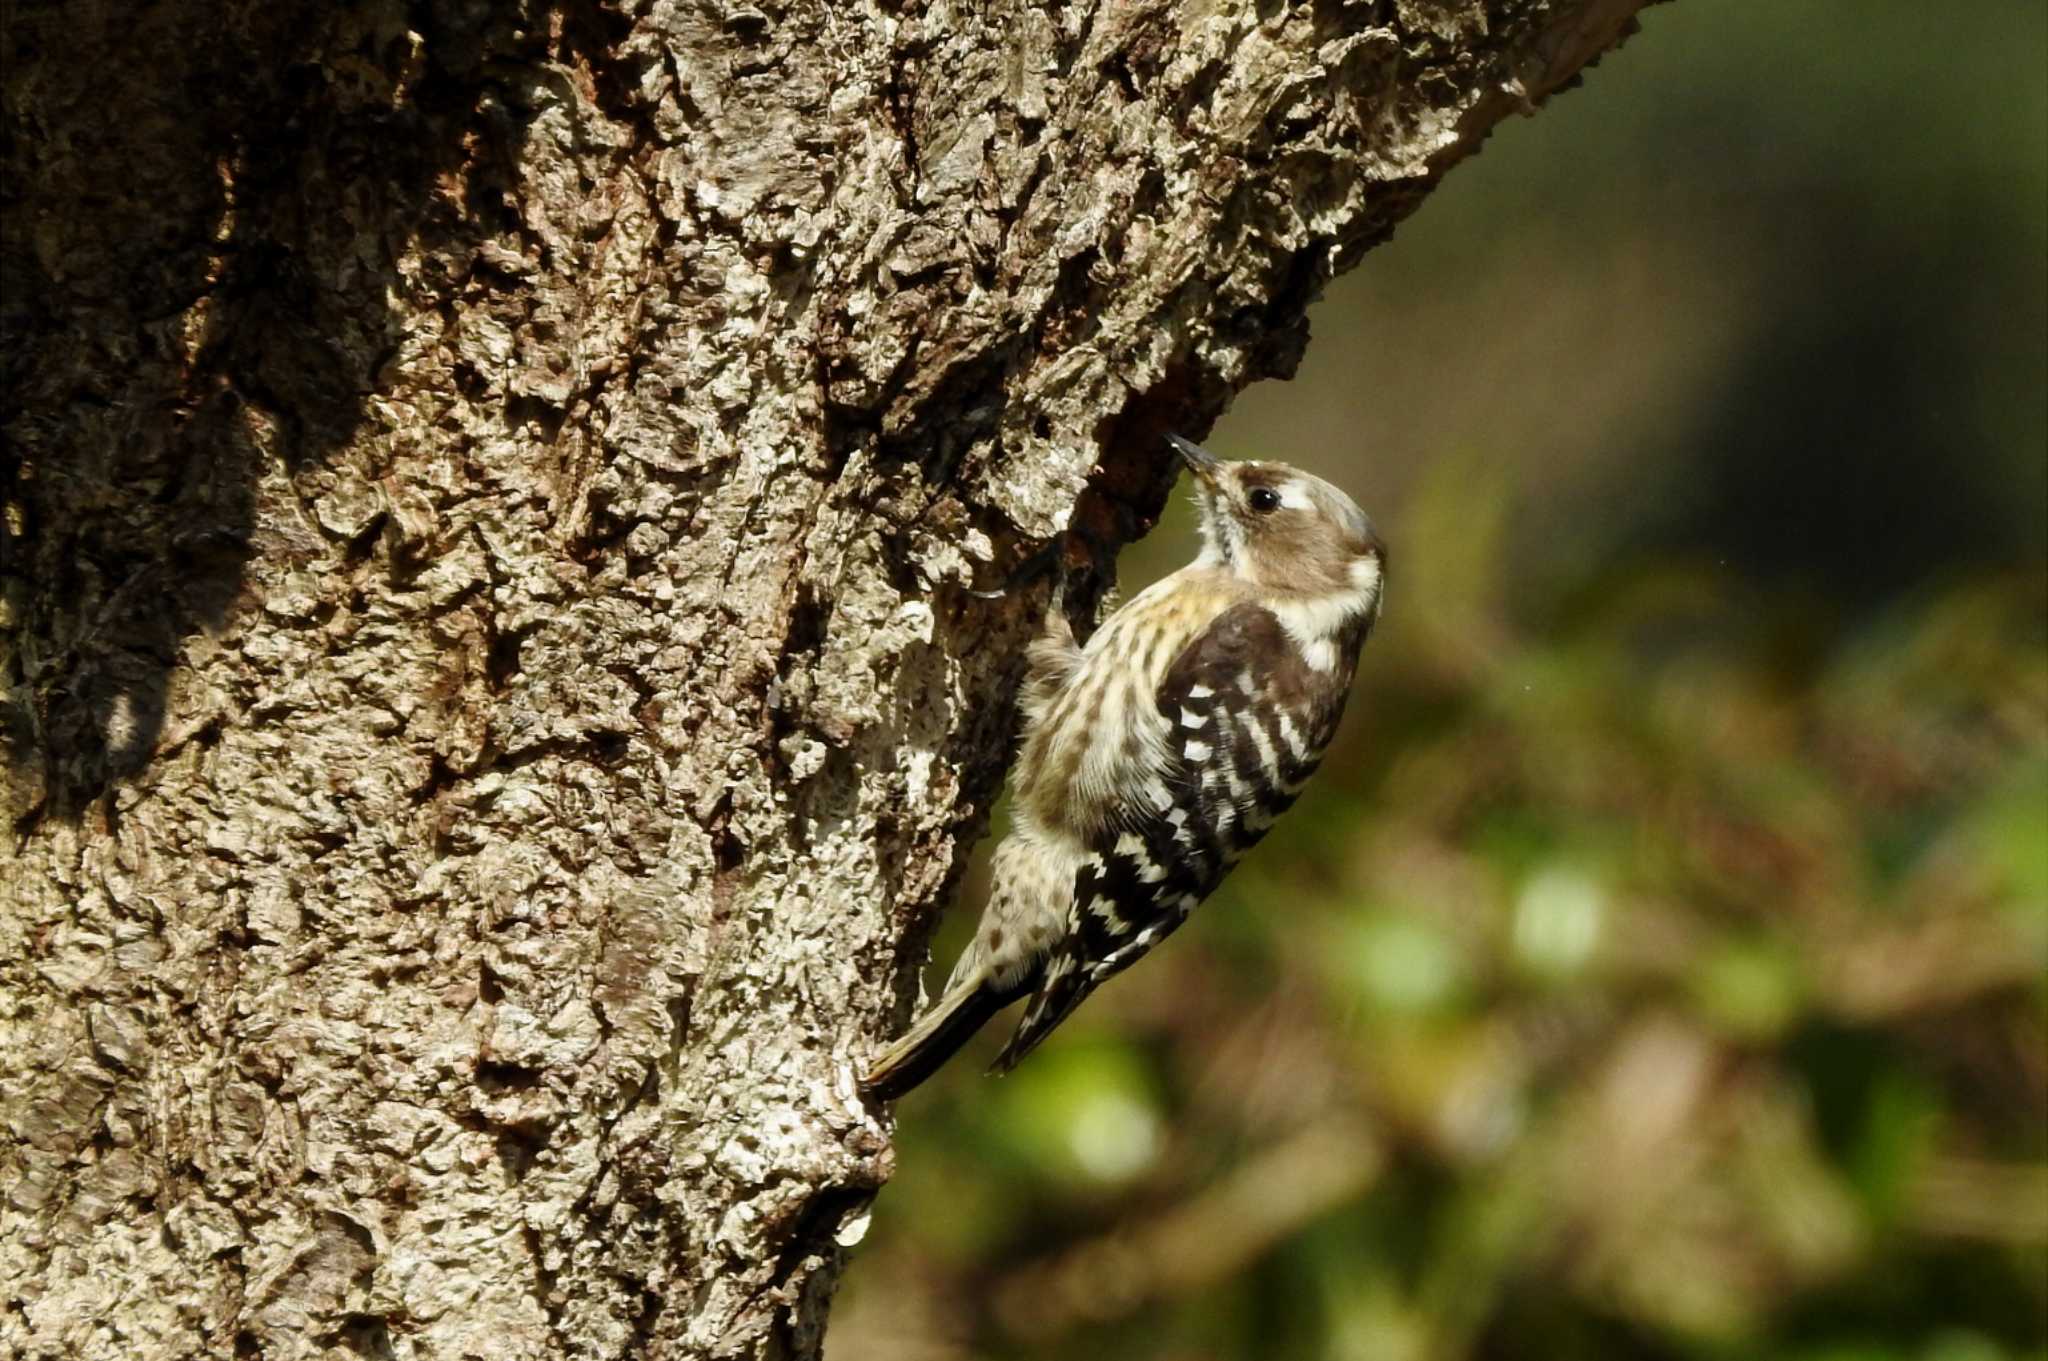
1166, 433, 1222, 485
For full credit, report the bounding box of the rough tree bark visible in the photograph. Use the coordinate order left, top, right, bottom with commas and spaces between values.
1, 1, 1654, 1356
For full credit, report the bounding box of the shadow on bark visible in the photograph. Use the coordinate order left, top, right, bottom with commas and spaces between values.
0, 0, 594, 828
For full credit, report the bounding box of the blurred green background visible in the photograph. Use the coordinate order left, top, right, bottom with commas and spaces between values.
833, 4, 2048, 1358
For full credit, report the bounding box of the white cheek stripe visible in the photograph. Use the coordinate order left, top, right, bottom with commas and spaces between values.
1269, 556, 1382, 672
1272, 597, 1362, 672
1298, 637, 1338, 672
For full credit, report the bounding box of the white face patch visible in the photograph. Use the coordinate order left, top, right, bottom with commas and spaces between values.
1266, 536, 1384, 671
1350, 553, 1382, 599
1297, 636, 1339, 673
1272, 591, 1366, 672
1274, 469, 1374, 548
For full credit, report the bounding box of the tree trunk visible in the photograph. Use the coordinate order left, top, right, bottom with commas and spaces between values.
0, 1, 1654, 1356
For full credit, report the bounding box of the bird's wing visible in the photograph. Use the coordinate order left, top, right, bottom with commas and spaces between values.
992, 601, 1311, 1073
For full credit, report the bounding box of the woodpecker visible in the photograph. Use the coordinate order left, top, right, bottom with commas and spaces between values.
862, 434, 1386, 1099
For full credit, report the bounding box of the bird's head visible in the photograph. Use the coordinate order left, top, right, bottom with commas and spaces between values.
1168, 434, 1386, 611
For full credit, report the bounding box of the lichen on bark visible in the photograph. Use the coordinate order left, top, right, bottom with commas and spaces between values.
2, 1, 1655, 1356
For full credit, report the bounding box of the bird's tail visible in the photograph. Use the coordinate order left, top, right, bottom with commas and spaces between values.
861, 970, 1016, 1101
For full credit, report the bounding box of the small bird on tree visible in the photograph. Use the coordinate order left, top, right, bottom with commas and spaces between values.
862, 435, 1387, 1099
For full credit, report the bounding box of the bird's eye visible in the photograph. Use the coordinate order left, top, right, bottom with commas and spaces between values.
1247, 487, 1282, 514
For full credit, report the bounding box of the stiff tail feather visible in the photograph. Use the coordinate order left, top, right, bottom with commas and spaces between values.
861, 971, 1018, 1100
